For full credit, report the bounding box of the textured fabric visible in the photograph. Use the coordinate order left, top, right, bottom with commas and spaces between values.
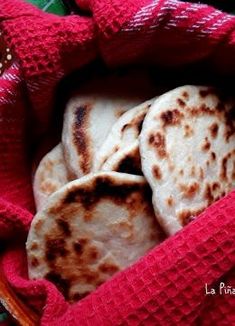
0, 0, 235, 325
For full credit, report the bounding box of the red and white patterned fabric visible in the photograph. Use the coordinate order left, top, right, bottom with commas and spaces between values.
0, 0, 235, 325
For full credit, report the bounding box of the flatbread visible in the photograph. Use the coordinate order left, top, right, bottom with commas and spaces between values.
33, 144, 69, 211
94, 99, 155, 173
140, 85, 235, 235
62, 72, 158, 178
27, 172, 164, 302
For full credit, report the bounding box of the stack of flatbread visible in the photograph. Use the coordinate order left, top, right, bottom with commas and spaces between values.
27, 78, 235, 302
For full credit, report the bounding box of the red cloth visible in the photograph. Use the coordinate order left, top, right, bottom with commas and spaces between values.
0, 0, 235, 325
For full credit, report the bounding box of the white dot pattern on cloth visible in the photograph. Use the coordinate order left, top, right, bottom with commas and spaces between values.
0, 31, 13, 76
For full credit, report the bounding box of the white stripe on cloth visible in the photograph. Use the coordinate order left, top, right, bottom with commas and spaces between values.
122, 0, 233, 39
0, 62, 21, 105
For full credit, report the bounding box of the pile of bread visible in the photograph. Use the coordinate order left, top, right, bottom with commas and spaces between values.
26, 75, 235, 302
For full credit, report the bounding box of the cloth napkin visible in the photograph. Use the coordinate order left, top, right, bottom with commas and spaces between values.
0, 0, 235, 325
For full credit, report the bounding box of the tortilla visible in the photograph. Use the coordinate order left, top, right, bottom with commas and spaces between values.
140, 85, 235, 235
94, 99, 155, 173
62, 72, 158, 178
33, 144, 69, 211
27, 172, 164, 301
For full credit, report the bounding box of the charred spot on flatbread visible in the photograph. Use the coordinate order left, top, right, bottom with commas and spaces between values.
45, 238, 68, 262
56, 219, 71, 236
209, 123, 219, 138
152, 165, 162, 180
178, 208, 205, 226
148, 132, 167, 158
201, 137, 211, 151
179, 182, 200, 199
166, 196, 174, 207
60, 176, 150, 211
184, 124, 194, 138
224, 106, 235, 141
160, 109, 184, 127
73, 104, 92, 174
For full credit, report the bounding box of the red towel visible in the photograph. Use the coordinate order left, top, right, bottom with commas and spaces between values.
0, 0, 235, 325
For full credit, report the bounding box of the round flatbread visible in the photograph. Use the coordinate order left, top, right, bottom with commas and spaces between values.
62, 72, 158, 178
33, 144, 70, 211
94, 99, 155, 173
27, 172, 164, 302
140, 85, 235, 235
